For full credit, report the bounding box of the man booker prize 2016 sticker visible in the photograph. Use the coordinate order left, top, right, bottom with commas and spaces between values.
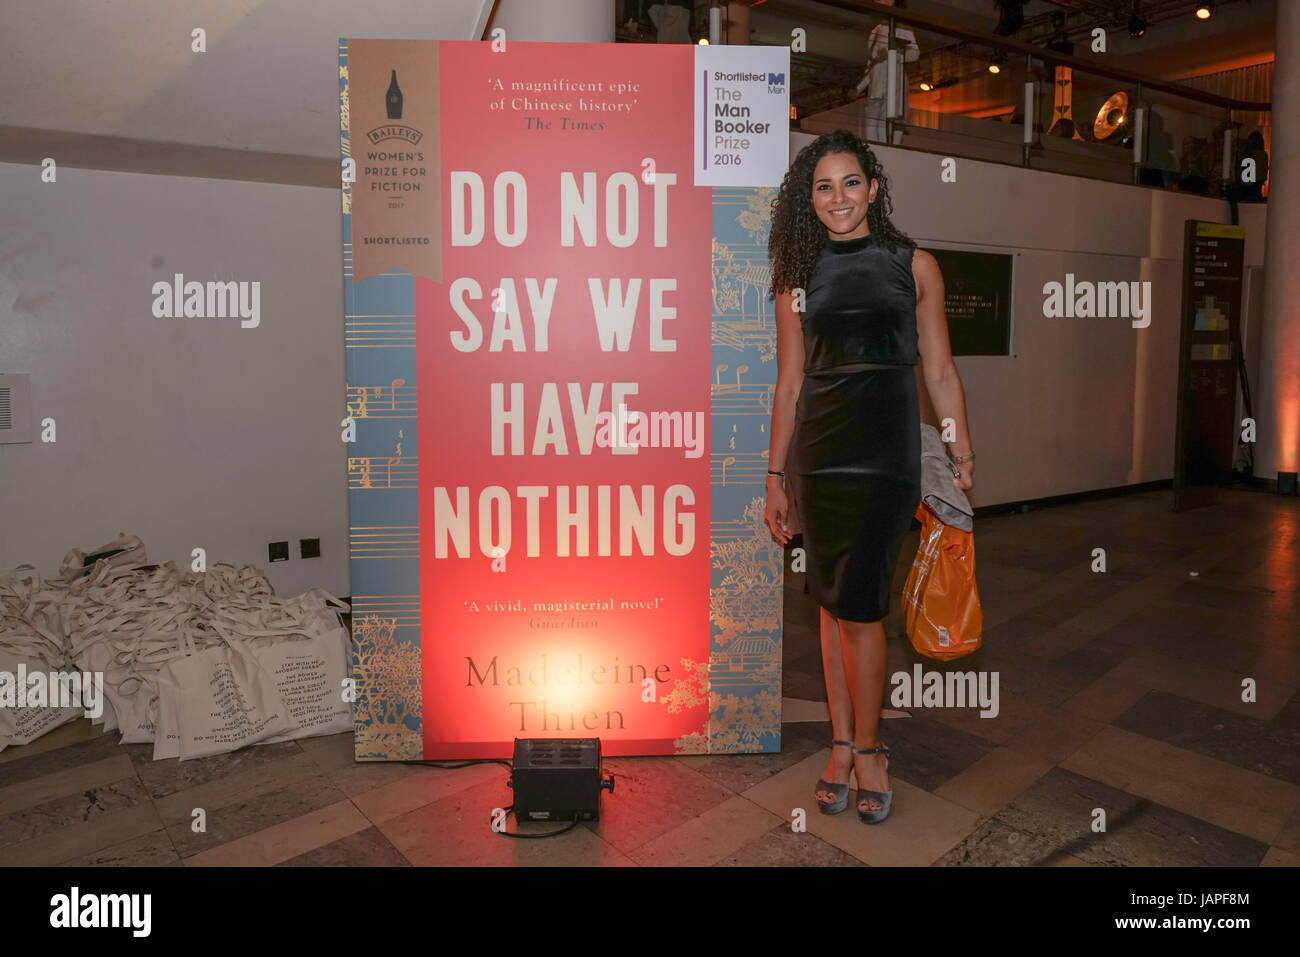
693, 45, 790, 188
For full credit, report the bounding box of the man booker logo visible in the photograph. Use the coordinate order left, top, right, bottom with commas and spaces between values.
768, 71, 785, 93
50, 887, 151, 938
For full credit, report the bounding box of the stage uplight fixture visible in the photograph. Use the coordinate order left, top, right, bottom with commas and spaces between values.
1091, 90, 1131, 142
509, 738, 615, 823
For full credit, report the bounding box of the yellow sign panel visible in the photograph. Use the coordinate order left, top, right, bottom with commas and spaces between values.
1195, 223, 1246, 239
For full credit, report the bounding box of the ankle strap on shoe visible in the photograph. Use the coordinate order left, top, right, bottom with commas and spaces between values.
852, 744, 889, 755
832, 740, 854, 748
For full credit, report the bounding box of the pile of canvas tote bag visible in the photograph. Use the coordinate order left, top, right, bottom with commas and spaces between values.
1, 533, 352, 760
0, 564, 86, 750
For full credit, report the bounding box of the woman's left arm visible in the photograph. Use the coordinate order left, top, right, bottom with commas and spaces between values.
913, 248, 975, 490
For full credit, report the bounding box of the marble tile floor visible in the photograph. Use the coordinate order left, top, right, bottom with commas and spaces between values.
1, 487, 1297, 866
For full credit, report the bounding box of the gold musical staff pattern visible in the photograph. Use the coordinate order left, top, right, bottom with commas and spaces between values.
350, 525, 419, 560
348, 454, 418, 490
346, 314, 416, 348
710, 383, 774, 417
710, 450, 769, 487
346, 378, 415, 419
349, 595, 420, 629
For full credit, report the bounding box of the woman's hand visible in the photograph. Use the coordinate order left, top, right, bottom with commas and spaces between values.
952, 460, 974, 491
765, 481, 793, 545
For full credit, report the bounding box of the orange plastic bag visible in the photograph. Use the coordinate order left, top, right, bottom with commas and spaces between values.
902, 501, 983, 660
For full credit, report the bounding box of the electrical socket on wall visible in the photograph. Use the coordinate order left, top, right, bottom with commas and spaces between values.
269, 541, 290, 562
300, 538, 321, 559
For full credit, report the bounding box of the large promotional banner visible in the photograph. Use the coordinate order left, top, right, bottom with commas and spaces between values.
341, 39, 783, 760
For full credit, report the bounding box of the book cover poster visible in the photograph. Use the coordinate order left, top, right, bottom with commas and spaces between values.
341, 39, 782, 760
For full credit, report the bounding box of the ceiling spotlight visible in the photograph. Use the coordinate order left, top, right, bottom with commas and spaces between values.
1129, 3, 1146, 38
988, 52, 1006, 75
993, 0, 1026, 36
1046, 10, 1073, 55
988, 61, 1001, 74
1195, 1, 1214, 19
919, 80, 934, 91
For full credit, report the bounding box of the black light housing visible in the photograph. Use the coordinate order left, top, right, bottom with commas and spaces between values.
1129, 1, 1146, 37
508, 738, 614, 823
994, 0, 1026, 36
1046, 11, 1073, 55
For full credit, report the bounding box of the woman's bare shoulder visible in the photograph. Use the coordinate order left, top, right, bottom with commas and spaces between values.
910, 246, 938, 271
911, 247, 943, 298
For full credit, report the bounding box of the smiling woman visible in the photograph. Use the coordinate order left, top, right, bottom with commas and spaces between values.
765, 129, 975, 826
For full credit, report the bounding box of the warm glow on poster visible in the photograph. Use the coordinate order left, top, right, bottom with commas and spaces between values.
416, 42, 713, 758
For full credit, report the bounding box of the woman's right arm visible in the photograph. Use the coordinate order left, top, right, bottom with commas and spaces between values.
765, 289, 804, 544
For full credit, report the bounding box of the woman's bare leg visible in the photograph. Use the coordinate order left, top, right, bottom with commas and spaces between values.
815, 605, 855, 803
837, 618, 890, 811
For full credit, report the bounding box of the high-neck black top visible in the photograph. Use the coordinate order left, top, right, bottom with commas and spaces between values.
801, 231, 919, 372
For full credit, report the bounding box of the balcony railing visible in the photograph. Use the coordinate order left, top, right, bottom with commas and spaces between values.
789, 0, 1271, 203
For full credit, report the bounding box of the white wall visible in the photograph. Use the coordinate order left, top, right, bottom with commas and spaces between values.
0, 161, 349, 596
1, 141, 1268, 592
792, 132, 1267, 507
0, 6, 1270, 592
0, 0, 495, 157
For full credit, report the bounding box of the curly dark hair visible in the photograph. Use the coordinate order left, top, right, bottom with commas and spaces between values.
768, 129, 915, 298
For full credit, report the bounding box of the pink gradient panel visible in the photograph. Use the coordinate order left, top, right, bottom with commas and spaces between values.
417, 41, 713, 758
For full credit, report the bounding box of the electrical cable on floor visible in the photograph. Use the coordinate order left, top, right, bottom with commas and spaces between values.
400, 759, 582, 839
491, 806, 581, 839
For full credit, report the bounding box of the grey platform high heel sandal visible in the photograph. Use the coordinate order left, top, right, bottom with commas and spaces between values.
852, 744, 893, 824
814, 740, 855, 814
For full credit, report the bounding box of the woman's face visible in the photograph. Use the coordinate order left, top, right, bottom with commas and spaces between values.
811, 151, 878, 239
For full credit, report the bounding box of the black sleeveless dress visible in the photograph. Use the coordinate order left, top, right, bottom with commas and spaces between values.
788, 231, 922, 623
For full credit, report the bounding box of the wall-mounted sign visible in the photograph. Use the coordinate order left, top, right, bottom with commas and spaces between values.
1174, 221, 1244, 509
919, 247, 1013, 356
693, 45, 791, 187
